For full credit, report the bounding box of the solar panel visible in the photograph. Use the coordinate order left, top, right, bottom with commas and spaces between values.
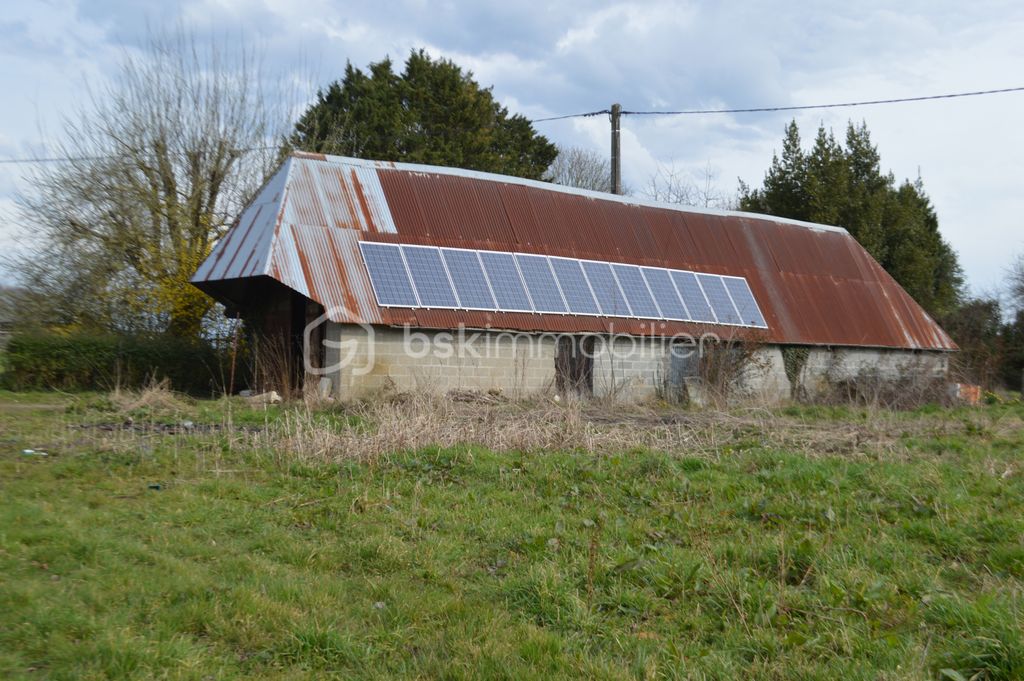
441, 248, 496, 310
670, 271, 716, 323
641, 267, 688, 321
401, 246, 458, 308
581, 261, 631, 317
479, 251, 533, 311
723, 277, 767, 327
697, 274, 741, 325
515, 254, 567, 313
549, 257, 599, 314
612, 264, 660, 318
359, 241, 769, 330
359, 242, 419, 307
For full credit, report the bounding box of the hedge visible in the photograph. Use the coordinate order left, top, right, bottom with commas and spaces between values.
1, 332, 240, 395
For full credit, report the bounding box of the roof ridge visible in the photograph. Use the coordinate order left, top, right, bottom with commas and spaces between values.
289, 151, 850, 236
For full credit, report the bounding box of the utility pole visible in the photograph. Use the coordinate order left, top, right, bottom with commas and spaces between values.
610, 103, 622, 195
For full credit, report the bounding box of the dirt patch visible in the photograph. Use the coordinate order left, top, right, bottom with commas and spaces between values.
72, 421, 263, 435
0, 403, 66, 412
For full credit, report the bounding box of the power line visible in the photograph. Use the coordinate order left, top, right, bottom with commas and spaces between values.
532, 109, 609, 123
2, 85, 1022, 165
0, 146, 280, 166
622, 85, 1024, 116
530, 85, 1024, 122
0, 155, 109, 166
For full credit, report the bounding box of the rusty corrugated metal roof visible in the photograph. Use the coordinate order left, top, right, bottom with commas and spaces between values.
192, 152, 956, 351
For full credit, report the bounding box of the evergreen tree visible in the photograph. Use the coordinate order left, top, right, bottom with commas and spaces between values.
290, 50, 558, 180
738, 121, 808, 219
841, 122, 888, 255
739, 119, 963, 317
804, 126, 848, 227
1002, 311, 1024, 391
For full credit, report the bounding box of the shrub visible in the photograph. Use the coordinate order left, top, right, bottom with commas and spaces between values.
1, 331, 242, 395
818, 354, 949, 410
695, 332, 770, 407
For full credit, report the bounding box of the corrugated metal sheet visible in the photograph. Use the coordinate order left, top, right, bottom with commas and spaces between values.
192, 153, 956, 351
282, 156, 397, 234
270, 224, 382, 324
192, 159, 292, 281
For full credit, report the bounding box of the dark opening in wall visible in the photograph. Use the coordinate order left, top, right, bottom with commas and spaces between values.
666, 341, 700, 402
556, 335, 595, 397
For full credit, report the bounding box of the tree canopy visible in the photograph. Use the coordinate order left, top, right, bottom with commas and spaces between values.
739, 121, 963, 318
10, 31, 286, 339
290, 50, 558, 180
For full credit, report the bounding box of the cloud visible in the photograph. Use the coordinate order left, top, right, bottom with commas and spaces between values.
1, 0, 1023, 293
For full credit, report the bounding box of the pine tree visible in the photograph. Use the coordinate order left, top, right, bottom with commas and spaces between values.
740, 121, 809, 219
739, 119, 963, 318
290, 50, 558, 180
804, 125, 848, 227
841, 121, 888, 255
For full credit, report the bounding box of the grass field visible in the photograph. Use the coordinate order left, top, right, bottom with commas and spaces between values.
1, 389, 1023, 680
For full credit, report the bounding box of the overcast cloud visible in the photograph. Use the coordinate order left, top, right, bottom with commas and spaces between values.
2, 0, 1022, 295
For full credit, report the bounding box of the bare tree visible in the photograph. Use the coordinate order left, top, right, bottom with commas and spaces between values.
9, 29, 293, 338
1010, 253, 1024, 312
0, 285, 15, 348
545, 146, 612, 192
644, 162, 735, 209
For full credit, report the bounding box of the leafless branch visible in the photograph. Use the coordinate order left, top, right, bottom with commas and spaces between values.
643, 161, 735, 210
545, 146, 613, 193
1009, 253, 1024, 313
8, 27, 298, 336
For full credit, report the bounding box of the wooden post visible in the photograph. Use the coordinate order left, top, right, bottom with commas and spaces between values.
610, 103, 622, 195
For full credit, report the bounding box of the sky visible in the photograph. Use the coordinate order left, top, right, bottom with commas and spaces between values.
2, 0, 1023, 297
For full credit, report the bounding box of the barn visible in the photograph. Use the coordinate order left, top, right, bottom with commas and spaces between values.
191, 152, 956, 403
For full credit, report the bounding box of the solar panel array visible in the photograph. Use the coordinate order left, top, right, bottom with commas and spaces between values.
358, 242, 768, 328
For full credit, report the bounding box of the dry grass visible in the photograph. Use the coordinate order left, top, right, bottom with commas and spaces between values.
255, 391, 1017, 465
108, 377, 193, 413
27, 385, 1021, 475
250, 332, 296, 397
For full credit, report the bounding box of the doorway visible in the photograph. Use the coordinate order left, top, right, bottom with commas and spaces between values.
555, 335, 595, 397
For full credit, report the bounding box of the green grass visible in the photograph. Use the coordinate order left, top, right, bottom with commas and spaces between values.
1, 394, 1023, 679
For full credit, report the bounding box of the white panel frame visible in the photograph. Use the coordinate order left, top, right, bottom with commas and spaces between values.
480, 249, 535, 314
695, 273, 745, 327
514, 252, 570, 315
439, 246, 501, 312
399, 243, 459, 310
548, 255, 603, 317
358, 241, 421, 308
720, 274, 769, 329
358, 241, 770, 329
640, 266, 690, 322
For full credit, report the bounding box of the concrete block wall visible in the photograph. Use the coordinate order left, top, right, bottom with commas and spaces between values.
322, 324, 556, 399
737, 347, 791, 404
318, 323, 950, 405
797, 347, 949, 399
591, 336, 672, 401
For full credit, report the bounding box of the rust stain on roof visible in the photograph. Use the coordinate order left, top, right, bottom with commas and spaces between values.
192, 154, 957, 351
349, 168, 377, 234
